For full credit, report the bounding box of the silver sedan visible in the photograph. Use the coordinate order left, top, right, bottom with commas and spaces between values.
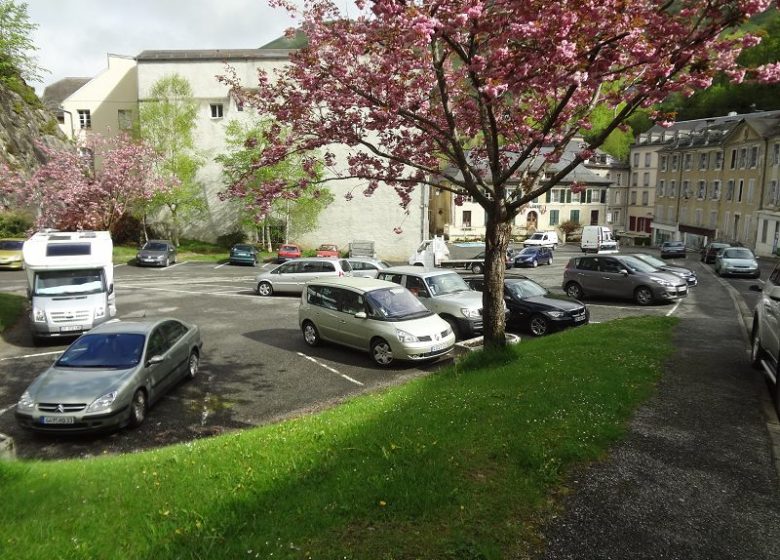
15, 318, 202, 434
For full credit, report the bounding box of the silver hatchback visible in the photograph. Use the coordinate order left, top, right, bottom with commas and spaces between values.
563, 254, 687, 305
255, 257, 353, 296
299, 277, 455, 366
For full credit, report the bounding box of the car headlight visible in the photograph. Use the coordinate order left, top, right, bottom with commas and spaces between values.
650, 277, 673, 287
32, 307, 46, 322
545, 311, 565, 318
17, 390, 35, 411
461, 308, 481, 319
136, 253, 141, 259
86, 391, 118, 413
396, 329, 419, 343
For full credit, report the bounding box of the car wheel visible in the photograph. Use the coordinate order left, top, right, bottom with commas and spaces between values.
443, 316, 462, 341
750, 323, 765, 370
548, 255, 553, 265
529, 314, 550, 336
252, 258, 257, 267
186, 350, 199, 380
256, 282, 273, 297
531, 259, 538, 268
371, 338, 394, 367
164, 257, 170, 267
553, 244, 558, 250
128, 389, 147, 428
302, 321, 320, 347
634, 286, 654, 306
471, 263, 484, 274
565, 282, 584, 300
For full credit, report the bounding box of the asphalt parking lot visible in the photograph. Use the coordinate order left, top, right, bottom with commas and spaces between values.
0, 245, 770, 460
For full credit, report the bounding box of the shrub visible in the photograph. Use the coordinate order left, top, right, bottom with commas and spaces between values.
0, 210, 33, 237
216, 230, 247, 249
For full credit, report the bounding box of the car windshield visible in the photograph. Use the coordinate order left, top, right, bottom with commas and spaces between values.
0, 240, 22, 250
56, 333, 146, 369
425, 272, 471, 296
722, 248, 753, 259
143, 242, 168, 251
529, 233, 544, 240
34, 268, 105, 296
665, 242, 684, 248
518, 247, 538, 256
620, 256, 659, 273
233, 244, 253, 251
318, 244, 337, 251
281, 245, 298, 252
366, 287, 432, 320
507, 279, 548, 298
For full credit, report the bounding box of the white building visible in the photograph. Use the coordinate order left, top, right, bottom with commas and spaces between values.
58, 49, 424, 260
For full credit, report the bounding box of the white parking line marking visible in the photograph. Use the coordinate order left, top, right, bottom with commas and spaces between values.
297, 352, 364, 386
666, 300, 681, 317
119, 284, 258, 298
0, 350, 62, 362
0, 404, 15, 416
214, 263, 227, 269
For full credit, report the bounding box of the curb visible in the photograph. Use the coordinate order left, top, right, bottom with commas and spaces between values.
0, 432, 15, 461
709, 265, 780, 478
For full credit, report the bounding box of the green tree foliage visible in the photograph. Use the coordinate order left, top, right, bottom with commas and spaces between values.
138, 74, 206, 245
662, 10, 780, 120
0, 0, 43, 84
216, 118, 333, 249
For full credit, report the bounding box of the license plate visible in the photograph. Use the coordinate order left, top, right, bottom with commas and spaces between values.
41, 416, 74, 424
574, 315, 586, 322
431, 343, 449, 352
60, 325, 83, 332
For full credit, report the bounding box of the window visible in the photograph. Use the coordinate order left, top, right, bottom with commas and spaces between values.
680, 207, 687, 224
667, 206, 674, 222
730, 149, 737, 169
633, 153, 639, 167
339, 290, 365, 315
770, 180, 779, 205
660, 155, 668, 171
644, 153, 651, 167
658, 180, 665, 197
710, 211, 717, 229
737, 179, 744, 203
210, 103, 224, 118
699, 153, 708, 170
715, 151, 723, 169
684, 153, 692, 170
118, 109, 133, 130
462, 210, 472, 228
548, 209, 560, 225
642, 191, 649, 205
77, 109, 91, 129
726, 180, 735, 201
695, 209, 703, 226
750, 146, 759, 168
774, 143, 780, 165
748, 178, 756, 203
669, 180, 676, 197
613, 190, 621, 204
569, 209, 579, 223
712, 180, 721, 200
632, 172, 638, 187
682, 180, 690, 198
739, 148, 747, 168
697, 180, 706, 199
630, 190, 637, 205
642, 172, 649, 187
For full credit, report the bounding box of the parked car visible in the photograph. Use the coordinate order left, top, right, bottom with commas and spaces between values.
315, 243, 340, 258
255, 257, 353, 296
347, 257, 392, 278
465, 275, 588, 336
714, 247, 760, 278
0, 238, 24, 269
562, 254, 688, 305
513, 246, 554, 268
277, 243, 302, 263
228, 243, 258, 266
377, 266, 486, 340
299, 277, 455, 366
523, 230, 559, 249
472, 250, 514, 271
660, 240, 687, 259
136, 240, 177, 267
700, 241, 732, 264
630, 253, 697, 287
14, 318, 202, 434
749, 263, 780, 411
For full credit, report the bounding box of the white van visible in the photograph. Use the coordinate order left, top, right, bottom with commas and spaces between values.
580, 225, 618, 253
22, 231, 116, 341
523, 231, 559, 249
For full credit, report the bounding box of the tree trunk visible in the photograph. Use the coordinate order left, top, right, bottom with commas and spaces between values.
482, 214, 512, 349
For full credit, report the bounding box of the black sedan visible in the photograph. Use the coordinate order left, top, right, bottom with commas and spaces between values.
465, 275, 588, 336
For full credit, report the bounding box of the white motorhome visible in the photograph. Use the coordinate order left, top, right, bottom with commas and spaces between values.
22, 231, 116, 341
580, 225, 618, 253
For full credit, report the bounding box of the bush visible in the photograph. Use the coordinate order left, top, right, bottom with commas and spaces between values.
111, 214, 143, 246
0, 210, 33, 237
216, 230, 247, 249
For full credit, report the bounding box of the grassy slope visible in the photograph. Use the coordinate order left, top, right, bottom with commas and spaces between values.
0, 293, 24, 332
0, 316, 677, 560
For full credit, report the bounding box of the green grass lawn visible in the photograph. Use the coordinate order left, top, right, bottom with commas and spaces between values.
0, 316, 677, 560
0, 292, 24, 333
113, 240, 275, 265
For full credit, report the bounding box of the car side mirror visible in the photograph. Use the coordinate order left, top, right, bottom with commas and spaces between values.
620, 269, 629, 276
354, 311, 367, 319
108, 283, 114, 295
145, 355, 164, 367
769, 286, 780, 301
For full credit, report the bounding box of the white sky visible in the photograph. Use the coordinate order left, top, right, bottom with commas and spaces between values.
27, 0, 300, 93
